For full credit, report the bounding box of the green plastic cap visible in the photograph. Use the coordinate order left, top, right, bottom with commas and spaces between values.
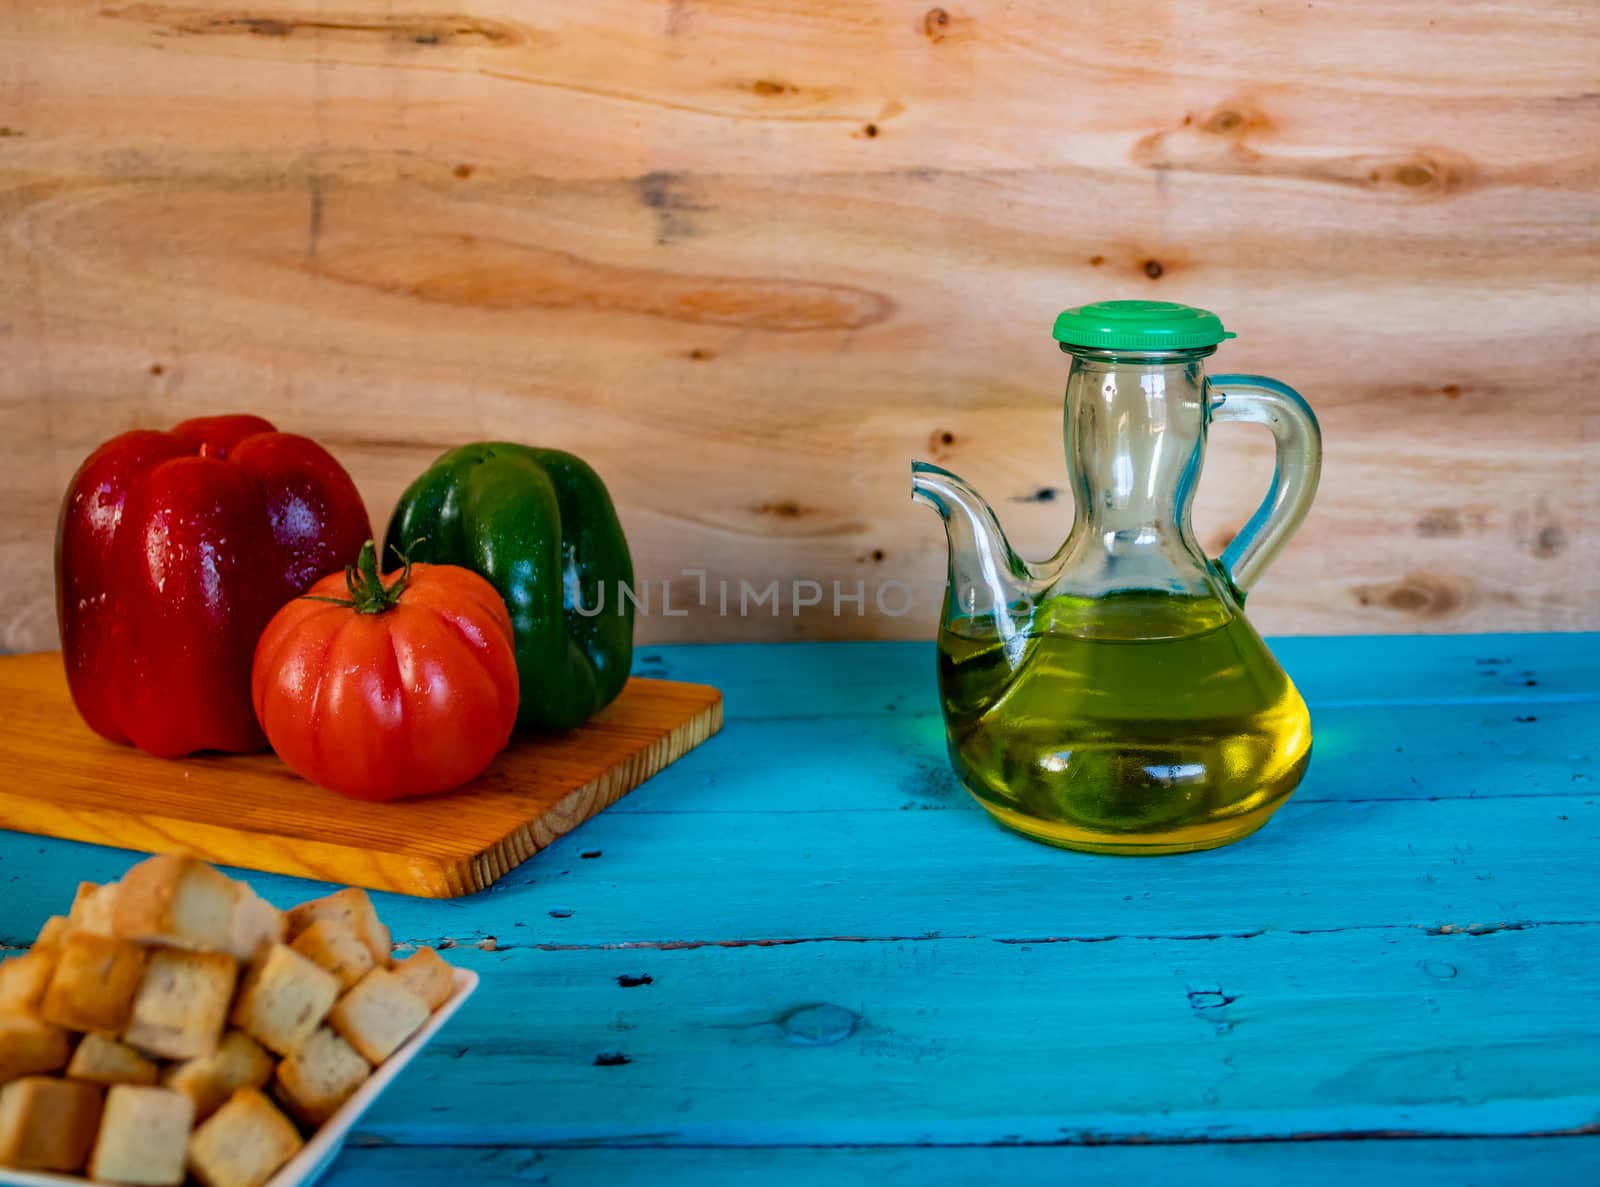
1052, 299, 1236, 352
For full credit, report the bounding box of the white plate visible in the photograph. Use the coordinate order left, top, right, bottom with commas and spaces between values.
2, 967, 479, 1187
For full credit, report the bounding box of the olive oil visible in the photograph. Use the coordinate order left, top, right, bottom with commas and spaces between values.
938, 593, 1311, 854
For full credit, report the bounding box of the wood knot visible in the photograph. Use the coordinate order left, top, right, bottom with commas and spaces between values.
1513, 503, 1569, 559
1532, 524, 1567, 558
1186, 987, 1238, 1010
1416, 509, 1462, 538
452, 163, 474, 179
758, 500, 806, 518
1143, 259, 1164, 279
780, 1003, 859, 1045
1201, 103, 1269, 137
751, 79, 794, 96
1362, 150, 1472, 197
923, 7, 950, 41
1011, 487, 1058, 504
1353, 573, 1473, 618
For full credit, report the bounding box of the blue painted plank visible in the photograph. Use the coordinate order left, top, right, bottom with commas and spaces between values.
324, 1138, 1600, 1187
3, 795, 1594, 951
638, 636, 1600, 721
333, 932, 1600, 1146
6, 776, 1597, 951
598, 697, 1595, 816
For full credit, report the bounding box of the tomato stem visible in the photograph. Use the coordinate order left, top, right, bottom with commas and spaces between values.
300, 539, 415, 614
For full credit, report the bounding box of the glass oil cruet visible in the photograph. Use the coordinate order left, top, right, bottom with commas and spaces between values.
913, 300, 1323, 855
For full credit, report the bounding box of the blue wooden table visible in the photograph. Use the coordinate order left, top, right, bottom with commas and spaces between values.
3, 634, 1599, 1184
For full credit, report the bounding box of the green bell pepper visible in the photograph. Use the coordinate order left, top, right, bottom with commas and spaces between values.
385, 443, 634, 731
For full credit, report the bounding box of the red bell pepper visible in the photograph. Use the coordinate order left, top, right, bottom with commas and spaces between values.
56, 415, 370, 757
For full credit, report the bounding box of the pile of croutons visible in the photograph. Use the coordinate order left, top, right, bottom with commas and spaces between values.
0, 854, 457, 1186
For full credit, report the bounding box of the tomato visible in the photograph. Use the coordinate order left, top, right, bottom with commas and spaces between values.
252, 540, 519, 800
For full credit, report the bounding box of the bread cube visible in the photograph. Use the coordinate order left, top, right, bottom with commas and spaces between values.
39, 931, 149, 1033
0, 950, 55, 1014
0, 1014, 70, 1082
33, 914, 70, 949
125, 948, 239, 1060
163, 1030, 274, 1121
291, 917, 375, 990
113, 853, 242, 951
274, 1026, 370, 1126
0, 1075, 103, 1171
391, 946, 454, 1010
89, 1085, 194, 1186
223, 886, 286, 964
68, 881, 97, 923
188, 1088, 303, 1187
328, 968, 429, 1065
287, 888, 392, 966
230, 943, 340, 1056
69, 880, 118, 936
67, 1032, 160, 1086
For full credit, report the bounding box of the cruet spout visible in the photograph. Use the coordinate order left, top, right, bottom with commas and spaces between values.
911, 461, 1033, 619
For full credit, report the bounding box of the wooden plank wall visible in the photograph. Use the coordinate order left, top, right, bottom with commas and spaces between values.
1, 1, 1596, 646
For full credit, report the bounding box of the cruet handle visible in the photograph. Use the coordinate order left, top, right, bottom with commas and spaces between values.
1206, 374, 1323, 596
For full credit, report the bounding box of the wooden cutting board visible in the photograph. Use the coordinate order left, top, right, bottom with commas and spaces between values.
0, 652, 721, 898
